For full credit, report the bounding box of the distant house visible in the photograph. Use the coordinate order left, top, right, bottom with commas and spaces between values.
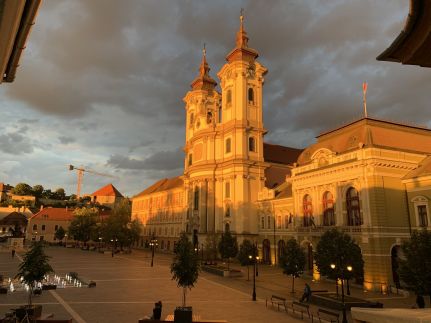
0, 212, 28, 237
26, 207, 75, 243
8, 194, 36, 206
90, 184, 124, 207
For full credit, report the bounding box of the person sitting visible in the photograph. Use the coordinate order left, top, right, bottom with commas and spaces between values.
153, 301, 162, 320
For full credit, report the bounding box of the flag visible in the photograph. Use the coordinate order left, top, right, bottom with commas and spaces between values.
363, 82, 368, 95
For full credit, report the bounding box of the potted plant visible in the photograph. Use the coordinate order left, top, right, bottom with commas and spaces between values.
171, 232, 200, 323
15, 241, 53, 320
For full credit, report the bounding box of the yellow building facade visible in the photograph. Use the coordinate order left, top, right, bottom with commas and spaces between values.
132, 15, 431, 291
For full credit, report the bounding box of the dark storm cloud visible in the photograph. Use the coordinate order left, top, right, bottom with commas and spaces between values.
2, 0, 428, 195
0, 132, 33, 155
58, 136, 75, 144
107, 148, 183, 171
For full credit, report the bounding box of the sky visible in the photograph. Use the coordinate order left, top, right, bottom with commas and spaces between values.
1, 0, 430, 197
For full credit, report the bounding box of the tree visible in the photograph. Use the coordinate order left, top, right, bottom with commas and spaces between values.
279, 238, 306, 293
54, 226, 66, 243
204, 232, 219, 263
171, 232, 200, 307
12, 183, 32, 196
54, 188, 66, 200
68, 207, 98, 243
314, 228, 364, 284
218, 231, 238, 270
399, 230, 431, 303
101, 199, 139, 249
32, 185, 44, 199
237, 239, 257, 280
16, 242, 53, 306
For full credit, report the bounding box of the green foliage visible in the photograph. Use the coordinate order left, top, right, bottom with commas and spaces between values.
314, 228, 364, 281
171, 232, 200, 307
12, 183, 32, 196
399, 230, 431, 295
237, 239, 256, 266
32, 185, 44, 198
16, 242, 53, 306
204, 232, 219, 261
218, 231, 238, 260
54, 188, 66, 200
54, 226, 66, 241
68, 207, 98, 243
101, 199, 140, 248
279, 238, 306, 277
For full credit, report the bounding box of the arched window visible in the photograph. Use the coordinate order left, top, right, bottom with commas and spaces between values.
225, 182, 230, 198
323, 191, 335, 226
248, 88, 254, 103
225, 223, 230, 232
225, 203, 230, 217
346, 187, 362, 226
189, 113, 194, 127
303, 194, 313, 227
193, 187, 199, 211
226, 89, 232, 105
248, 137, 256, 152
206, 111, 213, 124
225, 138, 231, 153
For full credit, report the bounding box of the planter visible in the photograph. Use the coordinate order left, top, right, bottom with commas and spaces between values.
174, 306, 192, 323
42, 284, 57, 290
16, 305, 42, 320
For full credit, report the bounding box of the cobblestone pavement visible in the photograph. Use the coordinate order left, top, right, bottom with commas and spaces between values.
0, 245, 420, 323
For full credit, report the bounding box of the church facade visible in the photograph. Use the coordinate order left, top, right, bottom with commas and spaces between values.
132, 15, 431, 292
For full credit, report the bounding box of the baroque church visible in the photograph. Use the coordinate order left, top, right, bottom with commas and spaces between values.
132, 14, 431, 292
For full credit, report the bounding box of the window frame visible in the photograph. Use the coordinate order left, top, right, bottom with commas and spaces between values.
322, 191, 335, 226
346, 187, 362, 226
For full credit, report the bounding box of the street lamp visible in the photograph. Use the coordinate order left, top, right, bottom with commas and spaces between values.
64, 233, 68, 247
330, 263, 338, 296
346, 266, 352, 296
150, 236, 158, 267
98, 237, 102, 251
249, 254, 260, 301
331, 263, 352, 323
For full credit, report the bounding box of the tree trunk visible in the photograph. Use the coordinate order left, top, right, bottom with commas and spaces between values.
29, 286, 33, 307
182, 287, 187, 307
291, 276, 295, 293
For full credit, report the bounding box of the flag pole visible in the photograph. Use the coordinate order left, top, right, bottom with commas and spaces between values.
363, 82, 368, 118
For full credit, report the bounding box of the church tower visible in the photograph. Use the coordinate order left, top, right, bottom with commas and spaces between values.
183, 47, 221, 245
214, 12, 268, 236
183, 13, 268, 246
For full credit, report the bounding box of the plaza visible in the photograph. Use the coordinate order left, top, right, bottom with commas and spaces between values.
0, 246, 419, 323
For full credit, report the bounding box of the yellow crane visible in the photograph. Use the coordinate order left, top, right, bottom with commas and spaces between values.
68, 165, 116, 199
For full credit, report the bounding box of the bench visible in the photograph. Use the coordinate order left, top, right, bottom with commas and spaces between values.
312, 308, 340, 323
266, 295, 288, 312
291, 301, 310, 320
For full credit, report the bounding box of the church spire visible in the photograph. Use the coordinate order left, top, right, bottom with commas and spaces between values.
236, 9, 249, 48
226, 9, 258, 63
191, 44, 217, 91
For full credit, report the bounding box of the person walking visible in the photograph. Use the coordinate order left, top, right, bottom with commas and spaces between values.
300, 283, 312, 302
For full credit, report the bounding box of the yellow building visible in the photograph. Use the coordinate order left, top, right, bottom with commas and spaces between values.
132, 14, 431, 291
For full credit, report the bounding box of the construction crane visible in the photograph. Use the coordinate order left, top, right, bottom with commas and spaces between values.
68, 165, 116, 199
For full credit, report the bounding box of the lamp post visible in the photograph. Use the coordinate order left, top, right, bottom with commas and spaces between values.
150, 236, 158, 267
249, 253, 260, 301
64, 233, 68, 247
331, 263, 339, 296
331, 263, 352, 323
98, 237, 102, 251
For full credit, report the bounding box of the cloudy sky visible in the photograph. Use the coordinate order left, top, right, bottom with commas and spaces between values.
1, 0, 429, 197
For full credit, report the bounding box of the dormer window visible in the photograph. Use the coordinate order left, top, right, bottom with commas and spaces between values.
248, 137, 256, 152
